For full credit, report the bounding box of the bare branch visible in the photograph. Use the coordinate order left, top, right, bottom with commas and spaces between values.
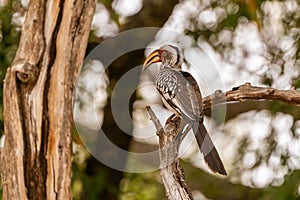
147, 82, 300, 200
203, 82, 300, 112
146, 106, 163, 133
146, 106, 193, 200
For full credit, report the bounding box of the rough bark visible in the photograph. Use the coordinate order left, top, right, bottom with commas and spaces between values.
146, 106, 193, 200
0, 0, 95, 199
203, 82, 300, 112
146, 82, 300, 200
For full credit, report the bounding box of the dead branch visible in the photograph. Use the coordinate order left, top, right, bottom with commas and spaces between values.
146, 82, 300, 200
146, 106, 194, 200
203, 82, 300, 112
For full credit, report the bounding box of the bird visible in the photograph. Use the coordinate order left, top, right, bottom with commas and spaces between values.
142, 44, 227, 175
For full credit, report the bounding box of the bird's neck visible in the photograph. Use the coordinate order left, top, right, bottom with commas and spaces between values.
160, 63, 182, 71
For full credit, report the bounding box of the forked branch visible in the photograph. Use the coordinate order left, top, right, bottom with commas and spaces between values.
146, 106, 194, 200
146, 83, 300, 200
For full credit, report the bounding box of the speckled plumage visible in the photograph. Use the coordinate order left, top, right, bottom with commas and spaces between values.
155, 66, 201, 122
143, 45, 227, 175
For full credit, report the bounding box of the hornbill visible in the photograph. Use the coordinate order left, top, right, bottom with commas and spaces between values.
143, 45, 227, 175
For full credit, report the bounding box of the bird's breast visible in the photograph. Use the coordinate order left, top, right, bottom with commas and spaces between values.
155, 69, 178, 99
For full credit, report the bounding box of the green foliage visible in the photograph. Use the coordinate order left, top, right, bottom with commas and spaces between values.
71, 140, 119, 200
72, 158, 108, 200
0, 178, 2, 199
119, 172, 165, 200
0, 1, 21, 69
186, 1, 259, 42
260, 170, 300, 200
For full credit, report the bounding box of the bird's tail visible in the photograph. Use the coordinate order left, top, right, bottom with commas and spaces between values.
193, 122, 227, 175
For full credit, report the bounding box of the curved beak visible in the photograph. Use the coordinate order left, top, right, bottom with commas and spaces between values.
142, 50, 161, 72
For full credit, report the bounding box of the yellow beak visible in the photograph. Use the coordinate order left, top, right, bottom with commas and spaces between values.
142, 50, 161, 71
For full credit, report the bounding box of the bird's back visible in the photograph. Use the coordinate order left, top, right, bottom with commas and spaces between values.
155, 67, 202, 122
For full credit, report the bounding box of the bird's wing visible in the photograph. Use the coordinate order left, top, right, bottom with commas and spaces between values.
156, 69, 202, 121
174, 71, 202, 121
180, 71, 203, 112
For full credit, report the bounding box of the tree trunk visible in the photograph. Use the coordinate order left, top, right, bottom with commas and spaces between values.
0, 0, 95, 199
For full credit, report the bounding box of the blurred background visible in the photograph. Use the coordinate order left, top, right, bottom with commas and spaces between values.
1, 0, 300, 199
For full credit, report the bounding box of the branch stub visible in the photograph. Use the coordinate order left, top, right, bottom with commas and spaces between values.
12, 59, 39, 84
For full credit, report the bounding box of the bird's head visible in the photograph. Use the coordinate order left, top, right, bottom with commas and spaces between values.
143, 45, 183, 71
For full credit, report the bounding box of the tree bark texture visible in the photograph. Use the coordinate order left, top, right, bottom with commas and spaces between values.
146, 83, 300, 200
0, 0, 95, 199
203, 82, 300, 112
146, 106, 194, 200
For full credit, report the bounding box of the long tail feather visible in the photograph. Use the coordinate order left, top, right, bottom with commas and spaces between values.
193, 122, 227, 175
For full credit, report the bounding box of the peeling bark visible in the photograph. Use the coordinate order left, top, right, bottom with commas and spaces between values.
0, 0, 95, 199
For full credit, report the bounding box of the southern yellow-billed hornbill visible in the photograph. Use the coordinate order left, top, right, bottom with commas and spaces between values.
143, 45, 227, 175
